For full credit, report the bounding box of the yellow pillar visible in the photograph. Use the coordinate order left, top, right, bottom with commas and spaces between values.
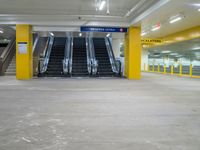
190, 64, 193, 77
171, 65, 174, 75
179, 64, 182, 76
164, 64, 166, 74
16, 24, 33, 80
124, 26, 142, 79
158, 64, 160, 73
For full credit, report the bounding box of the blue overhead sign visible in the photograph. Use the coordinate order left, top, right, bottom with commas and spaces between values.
80, 26, 128, 33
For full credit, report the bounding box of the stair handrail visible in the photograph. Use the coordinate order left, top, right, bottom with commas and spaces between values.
63, 36, 70, 74
85, 37, 92, 74
41, 36, 54, 73
69, 37, 73, 74
105, 37, 119, 74
32, 34, 39, 53
0, 37, 15, 61
89, 37, 98, 75
0, 37, 16, 75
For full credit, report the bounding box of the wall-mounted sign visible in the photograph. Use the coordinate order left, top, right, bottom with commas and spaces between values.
142, 38, 163, 45
80, 26, 128, 33
18, 42, 27, 54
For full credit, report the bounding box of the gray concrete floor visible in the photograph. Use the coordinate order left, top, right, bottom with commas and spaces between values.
0, 73, 200, 150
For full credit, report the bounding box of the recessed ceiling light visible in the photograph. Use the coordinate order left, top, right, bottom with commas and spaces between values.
192, 47, 200, 50
198, 8, 200, 12
141, 32, 147, 36
162, 50, 171, 54
170, 53, 178, 56
79, 33, 82, 37
170, 17, 182, 24
151, 24, 161, 31
99, 0, 106, 10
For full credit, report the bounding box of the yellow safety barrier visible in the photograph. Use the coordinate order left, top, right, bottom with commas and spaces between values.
145, 63, 200, 79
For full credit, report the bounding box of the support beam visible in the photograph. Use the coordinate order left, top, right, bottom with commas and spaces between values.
124, 26, 142, 80
16, 24, 33, 80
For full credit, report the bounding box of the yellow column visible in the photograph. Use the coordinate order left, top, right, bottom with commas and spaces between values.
124, 26, 142, 79
179, 64, 182, 76
171, 65, 174, 75
190, 64, 193, 77
158, 64, 160, 73
164, 64, 166, 74
16, 24, 33, 80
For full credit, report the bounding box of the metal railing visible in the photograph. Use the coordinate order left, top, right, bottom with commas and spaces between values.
32, 34, 39, 53
41, 36, 54, 73
0, 37, 16, 75
63, 37, 70, 75
69, 37, 73, 74
105, 37, 121, 75
86, 37, 92, 74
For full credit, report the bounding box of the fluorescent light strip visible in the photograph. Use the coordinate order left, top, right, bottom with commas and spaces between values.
99, 1, 106, 10
141, 32, 147, 36
170, 17, 182, 24
151, 26, 160, 31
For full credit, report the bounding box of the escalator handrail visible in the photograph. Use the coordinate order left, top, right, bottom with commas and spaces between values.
41, 36, 54, 73
105, 37, 118, 74
0, 37, 15, 62
63, 37, 70, 74
86, 37, 92, 74
32, 34, 39, 53
89, 37, 98, 75
69, 37, 73, 74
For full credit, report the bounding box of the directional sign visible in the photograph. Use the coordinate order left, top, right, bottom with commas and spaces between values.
142, 38, 163, 44
80, 26, 128, 33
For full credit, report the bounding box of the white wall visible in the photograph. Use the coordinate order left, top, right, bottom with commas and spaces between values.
141, 49, 148, 71
112, 38, 121, 58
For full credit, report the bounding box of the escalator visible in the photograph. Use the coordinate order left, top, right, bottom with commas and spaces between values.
46, 37, 66, 77
72, 37, 88, 76
93, 38, 115, 76
0, 38, 16, 76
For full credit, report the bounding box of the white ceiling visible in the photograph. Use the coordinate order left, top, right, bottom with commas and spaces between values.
0, 0, 165, 29
0, 0, 199, 38
142, 0, 200, 38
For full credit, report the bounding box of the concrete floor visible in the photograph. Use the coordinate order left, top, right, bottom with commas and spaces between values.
0, 73, 200, 150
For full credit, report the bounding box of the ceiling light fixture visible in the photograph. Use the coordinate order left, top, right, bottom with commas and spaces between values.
0, 30, 3, 34
170, 17, 182, 24
162, 50, 171, 54
141, 32, 147, 36
79, 33, 82, 37
198, 8, 200, 12
151, 26, 160, 31
99, 0, 106, 10
192, 47, 200, 50
170, 53, 178, 56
